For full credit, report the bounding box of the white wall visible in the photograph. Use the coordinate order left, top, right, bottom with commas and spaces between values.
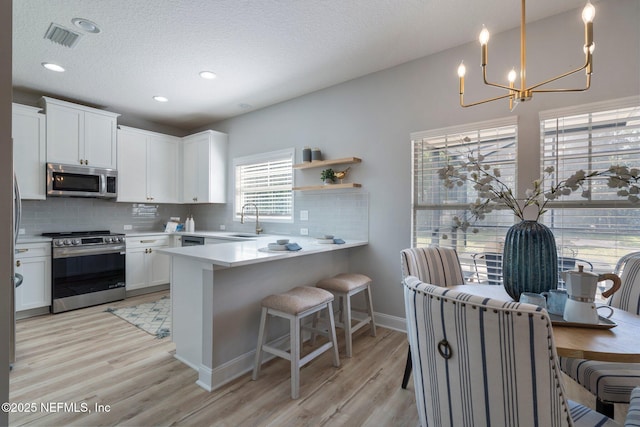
208, 0, 640, 320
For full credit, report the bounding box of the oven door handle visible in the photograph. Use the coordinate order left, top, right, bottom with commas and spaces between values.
52, 245, 126, 258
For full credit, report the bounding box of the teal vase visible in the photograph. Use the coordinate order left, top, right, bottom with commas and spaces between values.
502, 220, 558, 301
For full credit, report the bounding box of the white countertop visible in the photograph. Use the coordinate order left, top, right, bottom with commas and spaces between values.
17, 235, 51, 244
157, 235, 367, 268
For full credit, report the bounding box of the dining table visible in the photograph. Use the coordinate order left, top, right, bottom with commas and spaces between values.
449, 284, 640, 363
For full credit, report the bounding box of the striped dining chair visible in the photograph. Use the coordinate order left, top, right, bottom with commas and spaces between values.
400, 246, 465, 389
403, 275, 639, 427
560, 253, 640, 418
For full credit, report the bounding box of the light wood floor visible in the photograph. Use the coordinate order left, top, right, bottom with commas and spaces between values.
9, 291, 419, 426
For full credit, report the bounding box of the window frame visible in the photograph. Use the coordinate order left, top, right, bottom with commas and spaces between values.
410, 117, 519, 280
538, 96, 640, 272
233, 148, 295, 224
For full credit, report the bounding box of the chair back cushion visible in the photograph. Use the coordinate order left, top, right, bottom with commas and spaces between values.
403, 276, 572, 427
400, 247, 464, 286
609, 256, 640, 314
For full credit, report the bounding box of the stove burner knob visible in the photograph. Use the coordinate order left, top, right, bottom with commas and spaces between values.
55, 240, 65, 246
72, 239, 81, 245
64, 239, 71, 246
115, 237, 123, 243
106, 237, 114, 243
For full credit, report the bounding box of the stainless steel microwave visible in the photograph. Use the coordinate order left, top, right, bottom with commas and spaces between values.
46, 163, 117, 199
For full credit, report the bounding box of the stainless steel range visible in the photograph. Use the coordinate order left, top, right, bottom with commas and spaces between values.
43, 230, 126, 313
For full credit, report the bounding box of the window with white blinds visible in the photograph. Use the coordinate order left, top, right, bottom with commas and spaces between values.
411, 117, 518, 281
234, 148, 294, 222
539, 97, 640, 272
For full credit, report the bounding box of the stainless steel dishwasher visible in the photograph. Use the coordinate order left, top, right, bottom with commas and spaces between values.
182, 235, 205, 246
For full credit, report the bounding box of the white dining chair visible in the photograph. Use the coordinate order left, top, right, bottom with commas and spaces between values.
560, 253, 640, 418
400, 246, 465, 389
403, 275, 640, 427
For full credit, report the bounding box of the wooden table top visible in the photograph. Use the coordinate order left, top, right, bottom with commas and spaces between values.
449, 284, 640, 363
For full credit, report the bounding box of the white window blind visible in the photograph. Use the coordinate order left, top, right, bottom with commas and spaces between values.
234, 149, 294, 222
540, 97, 640, 272
411, 117, 518, 282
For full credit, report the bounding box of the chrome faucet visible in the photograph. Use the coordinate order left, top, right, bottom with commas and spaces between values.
240, 203, 263, 234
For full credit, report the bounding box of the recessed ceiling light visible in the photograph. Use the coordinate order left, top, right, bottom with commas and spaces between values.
42, 62, 65, 72
153, 96, 169, 102
72, 18, 101, 34
199, 71, 217, 80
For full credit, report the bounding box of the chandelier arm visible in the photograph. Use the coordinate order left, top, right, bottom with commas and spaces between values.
460, 92, 514, 108
526, 56, 591, 91
481, 64, 516, 91
532, 75, 592, 93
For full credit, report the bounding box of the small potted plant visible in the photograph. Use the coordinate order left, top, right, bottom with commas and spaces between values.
320, 168, 336, 184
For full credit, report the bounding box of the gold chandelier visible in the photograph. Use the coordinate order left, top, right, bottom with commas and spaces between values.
457, 0, 595, 109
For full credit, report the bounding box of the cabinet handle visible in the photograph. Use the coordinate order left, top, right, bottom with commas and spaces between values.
140, 240, 156, 243
148, 248, 152, 253
16, 260, 21, 267
85, 159, 89, 165
16, 248, 28, 253
193, 197, 198, 202
144, 248, 149, 254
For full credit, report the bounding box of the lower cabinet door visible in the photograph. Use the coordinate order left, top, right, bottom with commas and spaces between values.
125, 248, 148, 291
15, 256, 51, 311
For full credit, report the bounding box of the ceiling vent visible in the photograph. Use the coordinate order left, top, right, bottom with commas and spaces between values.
44, 23, 82, 48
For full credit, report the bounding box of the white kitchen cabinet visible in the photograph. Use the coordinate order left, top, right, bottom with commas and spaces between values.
117, 126, 181, 203
41, 96, 119, 169
12, 104, 46, 200
125, 235, 171, 291
182, 130, 227, 203
14, 242, 51, 312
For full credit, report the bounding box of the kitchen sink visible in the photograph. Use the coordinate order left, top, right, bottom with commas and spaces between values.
228, 233, 260, 238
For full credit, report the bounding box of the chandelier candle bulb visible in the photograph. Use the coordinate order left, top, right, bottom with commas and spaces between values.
457, 0, 595, 108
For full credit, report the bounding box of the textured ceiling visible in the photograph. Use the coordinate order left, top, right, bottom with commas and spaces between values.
13, 0, 589, 130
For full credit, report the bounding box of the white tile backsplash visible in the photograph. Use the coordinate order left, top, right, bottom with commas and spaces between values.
20, 191, 368, 240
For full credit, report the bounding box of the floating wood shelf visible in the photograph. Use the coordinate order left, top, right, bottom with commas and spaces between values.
293, 157, 361, 170
293, 183, 362, 191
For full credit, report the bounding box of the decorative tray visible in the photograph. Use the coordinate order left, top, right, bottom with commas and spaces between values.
548, 313, 617, 329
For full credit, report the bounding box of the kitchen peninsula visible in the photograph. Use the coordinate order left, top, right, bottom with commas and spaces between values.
157, 235, 367, 391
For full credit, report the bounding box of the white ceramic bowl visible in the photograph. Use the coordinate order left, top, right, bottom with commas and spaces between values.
276, 239, 289, 245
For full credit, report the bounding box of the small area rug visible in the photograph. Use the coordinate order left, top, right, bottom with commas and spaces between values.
106, 297, 171, 339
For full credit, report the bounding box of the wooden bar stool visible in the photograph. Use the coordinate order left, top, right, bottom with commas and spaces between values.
252, 286, 340, 399
315, 273, 376, 357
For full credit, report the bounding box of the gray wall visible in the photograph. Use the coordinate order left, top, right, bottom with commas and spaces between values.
1, 1, 12, 423
203, 0, 640, 320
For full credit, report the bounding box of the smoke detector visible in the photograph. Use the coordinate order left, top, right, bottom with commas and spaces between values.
44, 23, 82, 48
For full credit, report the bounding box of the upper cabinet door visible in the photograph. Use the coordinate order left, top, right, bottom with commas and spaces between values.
12, 104, 46, 200
45, 103, 82, 165
147, 133, 180, 204
83, 111, 117, 169
42, 97, 119, 168
116, 127, 148, 203
182, 130, 227, 204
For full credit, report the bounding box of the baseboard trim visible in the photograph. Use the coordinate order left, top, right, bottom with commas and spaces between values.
125, 283, 169, 298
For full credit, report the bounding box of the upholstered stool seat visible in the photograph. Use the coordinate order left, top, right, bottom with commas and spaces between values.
252, 286, 340, 399
315, 273, 376, 357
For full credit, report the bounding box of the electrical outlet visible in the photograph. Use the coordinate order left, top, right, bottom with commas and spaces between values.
300, 228, 309, 236
123, 225, 133, 230
300, 210, 309, 221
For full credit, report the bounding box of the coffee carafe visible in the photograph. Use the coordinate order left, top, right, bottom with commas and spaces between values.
562, 265, 621, 324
